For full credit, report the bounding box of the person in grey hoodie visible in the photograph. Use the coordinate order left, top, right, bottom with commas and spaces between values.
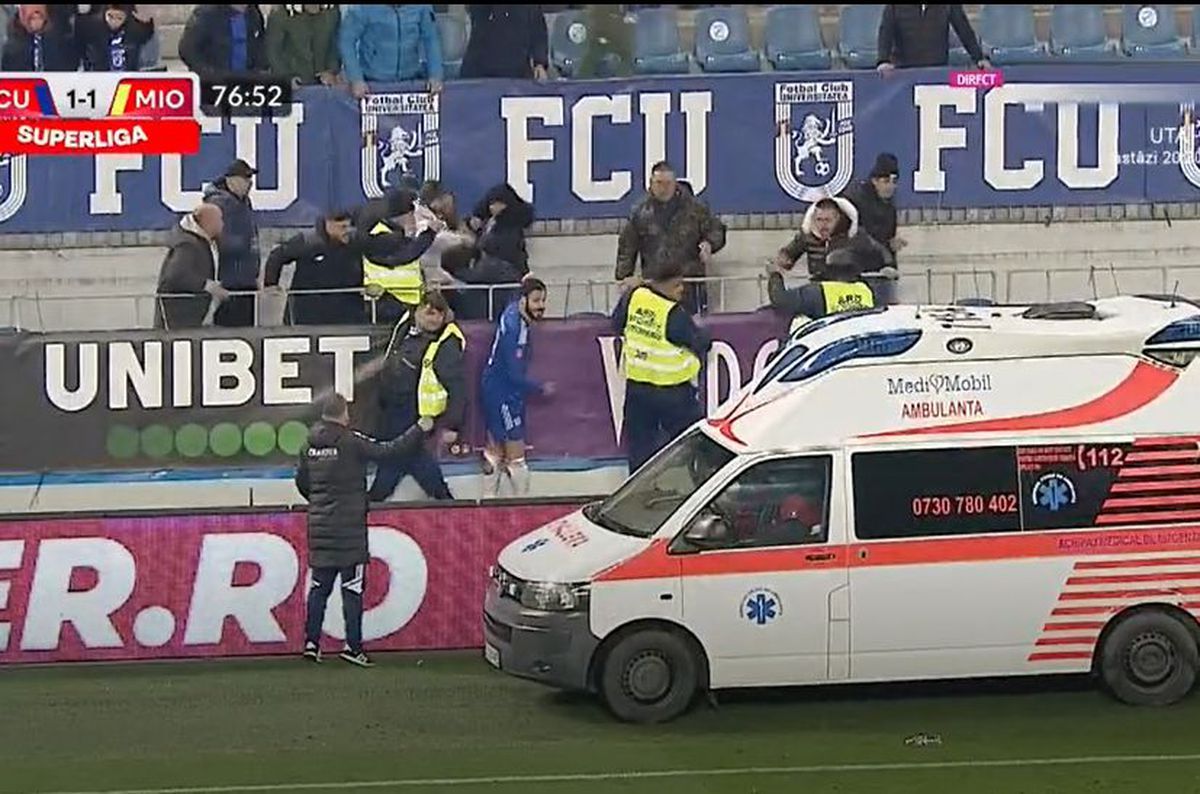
154, 203, 227, 330
203, 159, 262, 327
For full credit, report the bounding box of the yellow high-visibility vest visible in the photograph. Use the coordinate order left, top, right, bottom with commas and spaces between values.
362, 220, 423, 306
417, 322, 465, 418
622, 287, 701, 387
788, 281, 876, 333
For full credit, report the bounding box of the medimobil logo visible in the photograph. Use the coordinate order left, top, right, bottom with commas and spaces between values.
887, 372, 993, 397
949, 69, 1005, 89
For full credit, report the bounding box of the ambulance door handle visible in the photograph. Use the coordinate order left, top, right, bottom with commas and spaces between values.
806, 552, 835, 562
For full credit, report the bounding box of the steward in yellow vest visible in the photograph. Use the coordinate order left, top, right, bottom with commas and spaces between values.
612, 264, 712, 473
356, 190, 441, 325
768, 248, 877, 336
366, 290, 464, 503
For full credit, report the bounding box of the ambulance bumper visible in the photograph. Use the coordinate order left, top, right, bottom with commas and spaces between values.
482, 583, 599, 692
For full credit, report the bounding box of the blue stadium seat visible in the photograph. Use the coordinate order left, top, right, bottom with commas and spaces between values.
764, 5, 832, 71
979, 5, 1048, 64
633, 6, 691, 74
550, 10, 589, 76
437, 13, 468, 78
1051, 4, 1122, 60
839, 4, 883, 69
1122, 5, 1190, 59
694, 6, 760, 73
949, 27, 973, 66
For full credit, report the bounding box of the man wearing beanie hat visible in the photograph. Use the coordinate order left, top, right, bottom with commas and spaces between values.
768, 247, 877, 336
844, 152, 905, 304
1, 4, 79, 71
203, 159, 262, 327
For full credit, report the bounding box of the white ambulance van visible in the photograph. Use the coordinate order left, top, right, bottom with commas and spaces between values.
483, 296, 1200, 722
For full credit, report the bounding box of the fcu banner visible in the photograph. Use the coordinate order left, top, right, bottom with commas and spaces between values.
0, 311, 785, 472
1, 63, 1200, 232
0, 501, 582, 664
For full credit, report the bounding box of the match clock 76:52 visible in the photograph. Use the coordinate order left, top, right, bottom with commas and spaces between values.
199, 77, 293, 117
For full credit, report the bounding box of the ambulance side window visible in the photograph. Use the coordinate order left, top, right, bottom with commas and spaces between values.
688, 456, 832, 549
852, 447, 1023, 539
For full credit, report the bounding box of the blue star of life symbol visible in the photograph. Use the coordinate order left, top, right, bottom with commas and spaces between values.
1036, 475, 1073, 512
745, 591, 778, 626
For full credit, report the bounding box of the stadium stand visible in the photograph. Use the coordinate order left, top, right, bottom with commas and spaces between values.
763, 5, 832, 72
437, 12, 469, 79
632, 6, 692, 75
1051, 4, 1123, 59
837, 4, 884, 69
978, 5, 1049, 64
693, 6, 760, 73
1122, 4, 1191, 58
549, 9, 589, 77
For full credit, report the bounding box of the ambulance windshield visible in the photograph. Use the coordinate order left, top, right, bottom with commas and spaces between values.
589, 431, 736, 538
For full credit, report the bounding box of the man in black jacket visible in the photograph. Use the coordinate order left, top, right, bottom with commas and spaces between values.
264, 209, 366, 326
77, 5, 155, 72
365, 291, 465, 502
296, 393, 433, 667
204, 159, 262, 327
1, 5, 79, 71
877, 4, 989, 71
843, 153, 905, 305
461, 5, 549, 80
180, 4, 268, 81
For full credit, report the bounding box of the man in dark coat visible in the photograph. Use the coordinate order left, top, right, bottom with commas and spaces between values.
843, 153, 905, 304
154, 204, 227, 330
203, 159, 262, 327
616, 161, 727, 315
296, 392, 433, 667
180, 3, 268, 80
461, 5, 548, 80
774, 196, 891, 281
1, 4, 78, 71
877, 4, 989, 70
264, 209, 366, 326
77, 5, 155, 72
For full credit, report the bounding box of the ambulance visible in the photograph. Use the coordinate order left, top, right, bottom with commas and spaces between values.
483, 296, 1200, 723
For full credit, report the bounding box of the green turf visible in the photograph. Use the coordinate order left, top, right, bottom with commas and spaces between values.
1, 653, 1198, 793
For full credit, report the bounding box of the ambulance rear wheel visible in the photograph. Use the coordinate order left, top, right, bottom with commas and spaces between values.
600, 629, 698, 723
1099, 611, 1199, 706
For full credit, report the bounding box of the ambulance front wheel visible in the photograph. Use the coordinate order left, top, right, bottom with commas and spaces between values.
600, 629, 700, 723
1099, 610, 1199, 707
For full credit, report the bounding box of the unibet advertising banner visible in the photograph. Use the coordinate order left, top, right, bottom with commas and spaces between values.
0, 311, 785, 472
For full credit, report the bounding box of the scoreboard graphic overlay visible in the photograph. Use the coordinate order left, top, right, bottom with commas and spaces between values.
0, 73, 200, 155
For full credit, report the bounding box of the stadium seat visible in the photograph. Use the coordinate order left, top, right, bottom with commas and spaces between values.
949, 27, 973, 66
978, 5, 1048, 64
437, 13, 468, 78
1122, 5, 1190, 59
764, 5, 832, 71
839, 4, 884, 69
694, 6, 760, 73
549, 10, 588, 77
633, 6, 691, 75
1051, 4, 1122, 60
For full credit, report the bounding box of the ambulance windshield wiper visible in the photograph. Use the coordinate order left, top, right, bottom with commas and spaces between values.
586, 502, 646, 538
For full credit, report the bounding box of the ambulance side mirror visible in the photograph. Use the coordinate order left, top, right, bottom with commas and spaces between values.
683, 513, 731, 550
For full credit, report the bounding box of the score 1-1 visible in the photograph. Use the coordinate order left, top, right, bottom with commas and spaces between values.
66, 87, 97, 113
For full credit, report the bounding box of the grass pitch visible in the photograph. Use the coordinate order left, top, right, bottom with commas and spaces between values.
2, 652, 1199, 793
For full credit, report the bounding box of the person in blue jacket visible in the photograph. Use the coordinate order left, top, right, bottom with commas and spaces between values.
339, 4, 444, 100
480, 278, 554, 497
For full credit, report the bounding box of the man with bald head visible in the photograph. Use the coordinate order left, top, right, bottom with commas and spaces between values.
155, 203, 227, 330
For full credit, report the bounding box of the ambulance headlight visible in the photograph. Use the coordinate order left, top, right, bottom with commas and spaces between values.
520, 582, 591, 612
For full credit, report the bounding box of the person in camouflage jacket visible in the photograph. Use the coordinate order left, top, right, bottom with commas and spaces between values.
615, 161, 727, 314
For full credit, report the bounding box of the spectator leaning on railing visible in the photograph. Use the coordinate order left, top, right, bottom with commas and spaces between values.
154, 203, 226, 331
263, 208, 365, 327
1, 4, 78, 71
77, 4, 154, 72
877, 4, 989, 72
842, 152, 904, 305
461, 4, 548, 81
339, 3, 443, 100
203, 159, 262, 328
616, 161, 727, 316
773, 196, 889, 283
180, 3, 268, 81
266, 4, 340, 87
